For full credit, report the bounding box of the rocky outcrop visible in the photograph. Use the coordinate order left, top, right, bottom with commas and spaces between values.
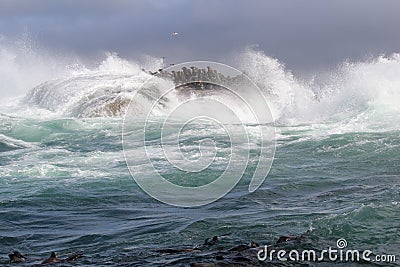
156, 66, 246, 91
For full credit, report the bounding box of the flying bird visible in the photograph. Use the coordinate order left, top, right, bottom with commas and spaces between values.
171, 32, 179, 36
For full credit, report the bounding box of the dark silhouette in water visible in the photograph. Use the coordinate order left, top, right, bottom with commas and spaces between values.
155, 234, 230, 255
41, 252, 62, 265
203, 235, 218, 246
41, 251, 83, 265
154, 232, 313, 266
7, 250, 83, 265
64, 252, 84, 262
8, 251, 26, 263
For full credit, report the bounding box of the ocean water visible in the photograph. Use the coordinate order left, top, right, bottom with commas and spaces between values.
0, 45, 399, 266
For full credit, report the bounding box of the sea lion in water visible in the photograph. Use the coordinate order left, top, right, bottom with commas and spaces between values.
203, 233, 233, 247
8, 251, 26, 263
203, 235, 218, 246
41, 251, 83, 265
64, 252, 84, 262
41, 252, 62, 265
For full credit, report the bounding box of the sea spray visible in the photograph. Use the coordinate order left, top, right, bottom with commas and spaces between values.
238, 48, 400, 132
0, 43, 399, 265
1, 38, 399, 132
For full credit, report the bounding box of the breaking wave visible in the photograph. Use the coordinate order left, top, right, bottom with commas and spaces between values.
0, 39, 399, 132
237, 48, 400, 131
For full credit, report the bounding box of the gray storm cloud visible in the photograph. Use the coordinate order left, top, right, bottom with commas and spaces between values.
0, 0, 399, 71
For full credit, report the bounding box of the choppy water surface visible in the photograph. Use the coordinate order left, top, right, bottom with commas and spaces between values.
0, 47, 399, 266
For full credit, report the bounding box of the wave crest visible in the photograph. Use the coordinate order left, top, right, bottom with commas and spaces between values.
239, 48, 400, 130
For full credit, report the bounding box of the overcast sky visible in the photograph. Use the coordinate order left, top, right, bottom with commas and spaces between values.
1, 0, 399, 72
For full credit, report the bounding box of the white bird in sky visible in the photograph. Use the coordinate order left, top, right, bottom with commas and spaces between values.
171, 32, 179, 36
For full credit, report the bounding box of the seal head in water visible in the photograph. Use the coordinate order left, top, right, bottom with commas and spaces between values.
203, 236, 218, 246
41, 252, 62, 264
8, 251, 26, 263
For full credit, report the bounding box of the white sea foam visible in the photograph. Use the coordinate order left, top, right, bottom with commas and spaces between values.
237, 48, 400, 132
0, 38, 399, 133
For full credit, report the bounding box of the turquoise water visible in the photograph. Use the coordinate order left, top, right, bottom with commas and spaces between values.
1, 114, 399, 266
1, 51, 400, 266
